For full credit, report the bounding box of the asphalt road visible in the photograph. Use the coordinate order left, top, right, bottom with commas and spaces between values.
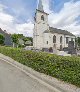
0, 59, 54, 92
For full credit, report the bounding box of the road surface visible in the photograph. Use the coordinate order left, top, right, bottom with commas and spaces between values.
0, 59, 54, 92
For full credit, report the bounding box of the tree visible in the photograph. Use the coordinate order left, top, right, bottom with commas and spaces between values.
75, 37, 80, 50
23, 37, 29, 45
0, 34, 5, 45
26, 37, 33, 45
77, 37, 80, 46
27, 37, 33, 43
11, 33, 33, 47
11, 34, 19, 47
18, 34, 23, 38
23, 37, 33, 46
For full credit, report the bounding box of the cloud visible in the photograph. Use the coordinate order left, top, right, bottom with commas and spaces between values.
42, 0, 52, 13
0, 13, 14, 24
0, 0, 80, 37
42, 0, 80, 36
0, 3, 34, 37
15, 22, 34, 37
0, 4, 13, 24
0, 4, 14, 33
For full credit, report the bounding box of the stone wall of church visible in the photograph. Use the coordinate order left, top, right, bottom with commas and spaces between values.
44, 33, 65, 50
33, 7, 76, 50
33, 10, 49, 49
43, 33, 75, 50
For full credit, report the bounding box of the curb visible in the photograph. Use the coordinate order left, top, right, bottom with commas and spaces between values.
0, 53, 79, 92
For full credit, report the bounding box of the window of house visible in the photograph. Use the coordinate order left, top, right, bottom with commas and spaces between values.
60, 36, 62, 43
53, 35, 56, 43
41, 15, 44, 21
66, 37, 69, 44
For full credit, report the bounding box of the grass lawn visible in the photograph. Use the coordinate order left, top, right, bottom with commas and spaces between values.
0, 46, 80, 87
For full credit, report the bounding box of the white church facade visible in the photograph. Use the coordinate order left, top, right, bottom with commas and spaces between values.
33, 0, 75, 51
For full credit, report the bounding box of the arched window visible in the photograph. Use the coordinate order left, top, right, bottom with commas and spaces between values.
60, 36, 62, 43
47, 41, 48, 44
53, 35, 56, 43
41, 15, 44, 21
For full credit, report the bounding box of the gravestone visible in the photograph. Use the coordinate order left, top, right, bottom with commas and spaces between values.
68, 41, 74, 49
42, 48, 49, 52
49, 47, 53, 52
53, 44, 57, 54
68, 41, 76, 54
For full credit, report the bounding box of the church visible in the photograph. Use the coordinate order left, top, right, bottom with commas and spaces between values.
33, 0, 75, 51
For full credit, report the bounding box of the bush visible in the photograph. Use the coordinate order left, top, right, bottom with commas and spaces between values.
0, 46, 80, 87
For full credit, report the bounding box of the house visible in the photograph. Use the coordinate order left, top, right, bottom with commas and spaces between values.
33, 0, 75, 51
0, 28, 12, 46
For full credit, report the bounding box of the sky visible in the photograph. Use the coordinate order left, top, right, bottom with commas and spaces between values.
0, 0, 80, 37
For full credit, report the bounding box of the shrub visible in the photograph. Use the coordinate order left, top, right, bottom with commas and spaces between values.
0, 46, 80, 87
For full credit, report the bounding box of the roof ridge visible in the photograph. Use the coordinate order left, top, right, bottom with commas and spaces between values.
0, 28, 11, 35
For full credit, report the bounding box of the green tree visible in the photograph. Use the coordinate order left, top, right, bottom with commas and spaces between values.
23, 37, 29, 45
11, 34, 19, 47
75, 37, 80, 50
27, 37, 33, 43
77, 37, 80, 46
26, 37, 33, 46
11, 34, 33, 47
0, 34, 5, 45
23, 37, 33, 46
18, 34, 23, 38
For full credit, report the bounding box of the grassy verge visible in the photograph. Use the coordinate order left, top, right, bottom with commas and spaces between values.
0, 46, 80, 87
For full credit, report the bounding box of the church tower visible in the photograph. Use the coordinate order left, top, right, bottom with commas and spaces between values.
33, 0, 49, 49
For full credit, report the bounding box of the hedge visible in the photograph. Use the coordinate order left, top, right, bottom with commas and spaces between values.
0, 46, 80, 87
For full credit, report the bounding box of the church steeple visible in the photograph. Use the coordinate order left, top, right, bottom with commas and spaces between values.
38, 0, 44, 12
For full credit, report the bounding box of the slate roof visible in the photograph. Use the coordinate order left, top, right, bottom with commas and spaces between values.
44, 27, 75, 36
